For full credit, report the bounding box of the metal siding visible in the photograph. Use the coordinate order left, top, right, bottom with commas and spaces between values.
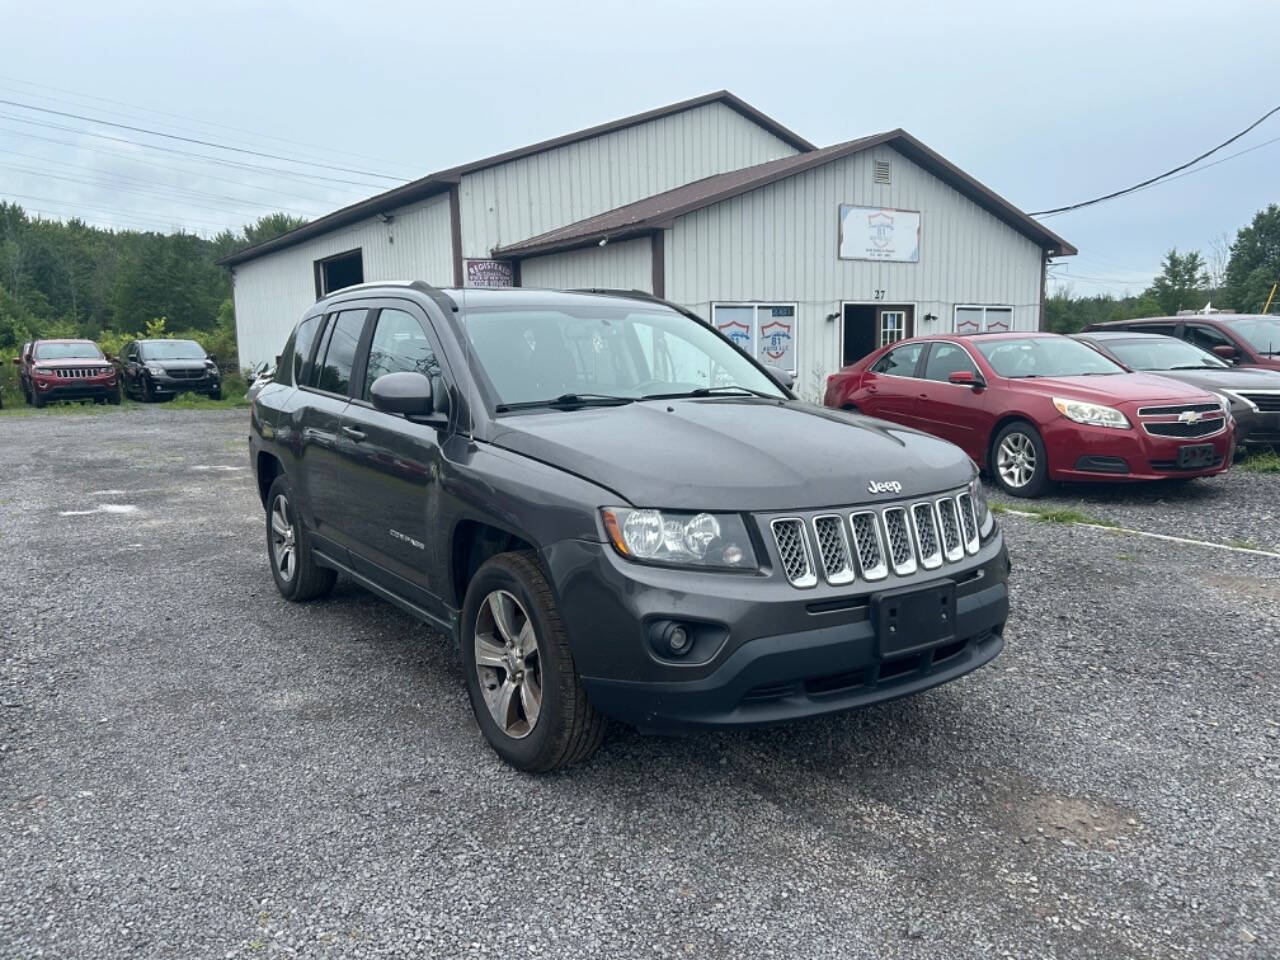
664, 145, 1044, 399
458, 101, 799, 257
232, 194, 453, 368
519, 238, 652, 292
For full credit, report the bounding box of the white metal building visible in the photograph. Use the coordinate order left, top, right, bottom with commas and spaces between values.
221, 91, 1074, 395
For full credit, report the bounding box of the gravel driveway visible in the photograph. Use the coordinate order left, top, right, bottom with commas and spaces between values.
2, 409, 1278, 959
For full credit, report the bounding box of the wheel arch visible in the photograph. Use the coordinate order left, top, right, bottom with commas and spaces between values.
451, 519, 537, 610
256, 451, 282, 508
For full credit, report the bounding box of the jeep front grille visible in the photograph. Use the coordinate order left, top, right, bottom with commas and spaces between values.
55, 367, 109, 379
881, 507, 918, 576
770, 517, 817, 588
849, 511, 888, 581
935, 497, 964, 562
767, 488, 984, 589
811, 515, 854, 585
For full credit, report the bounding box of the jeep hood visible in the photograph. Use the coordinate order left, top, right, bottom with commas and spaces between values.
488, 398, 973, 511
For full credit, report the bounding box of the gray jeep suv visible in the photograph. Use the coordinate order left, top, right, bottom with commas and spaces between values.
249, 283, 1009, 770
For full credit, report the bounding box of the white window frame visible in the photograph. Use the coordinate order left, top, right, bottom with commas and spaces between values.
710, 301, 800, 374
954, 304, 1014, 335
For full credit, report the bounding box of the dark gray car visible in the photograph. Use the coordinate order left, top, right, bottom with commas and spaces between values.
249, 283, 1009, 771
1074, 331, 1280, 448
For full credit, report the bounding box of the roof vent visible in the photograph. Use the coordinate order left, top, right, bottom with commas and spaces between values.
874, 159, 891, 184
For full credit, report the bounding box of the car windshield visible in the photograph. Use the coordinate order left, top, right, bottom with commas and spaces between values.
1224, 317, 1280, 355
462, 304, 786, 408
34, 341, 104, 360
141, 339, 206, 360
976, 336, 1125, 378
1099, 337, 1228, 371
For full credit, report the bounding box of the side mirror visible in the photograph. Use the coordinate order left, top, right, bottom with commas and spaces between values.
370, 371, 450, 424
763, 365, 795, 391
1212, 345, 1238, 361
207, 354, 217, 364
948, 370, 985, 388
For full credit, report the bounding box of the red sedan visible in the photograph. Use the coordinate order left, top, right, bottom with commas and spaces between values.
823, 332, 1234, 497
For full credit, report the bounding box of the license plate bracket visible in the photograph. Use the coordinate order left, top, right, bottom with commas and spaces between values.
873, 581, 957, 658
1177, 443, 1215, 469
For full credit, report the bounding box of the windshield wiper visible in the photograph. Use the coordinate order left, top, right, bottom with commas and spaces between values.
642, 385, 778, 400
495, 393, 635, 412
1169, 364, 1220, 370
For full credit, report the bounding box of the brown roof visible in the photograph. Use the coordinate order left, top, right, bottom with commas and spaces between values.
217, 91, 815, 268
495, 129, 1076, 259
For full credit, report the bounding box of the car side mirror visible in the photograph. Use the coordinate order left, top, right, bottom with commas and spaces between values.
948, 370, 986, 389
1212, 345, 1238, 361
207, 354, 217, 364
763, 365, 795, 391
370, 371, 450, 425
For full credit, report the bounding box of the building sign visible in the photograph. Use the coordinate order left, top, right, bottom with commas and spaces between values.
464, 259, 514, 287
837, 205, 921, 262
756, 306, 795, 371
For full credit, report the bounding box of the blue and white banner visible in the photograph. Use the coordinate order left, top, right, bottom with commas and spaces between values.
838, 205, 921, 263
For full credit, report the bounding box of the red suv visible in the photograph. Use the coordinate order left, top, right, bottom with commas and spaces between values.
1085, 313, 1280, 371
823, 332, 1233, 497
15, 339, 120, 408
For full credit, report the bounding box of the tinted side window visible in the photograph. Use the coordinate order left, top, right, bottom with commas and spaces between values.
1184, 324, 1231, 352
292, 316, 322, 385
871, 343, 924, 377
1125, 323, 1176, 336
313, 309, 366, 396
923, 342, 978, 382
362, 308, 441, 401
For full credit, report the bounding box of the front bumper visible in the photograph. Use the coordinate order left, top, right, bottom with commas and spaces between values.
33, 377, 116, 400
543, 531, 1009, 732
1234, 408, 1280, 447
148, 372, 220, 395
1043, 418, 1234, 482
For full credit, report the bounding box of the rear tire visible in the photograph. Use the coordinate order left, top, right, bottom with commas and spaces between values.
991, 421, 1051, 498
265, 475, 336, 602
460, 551, 606, 772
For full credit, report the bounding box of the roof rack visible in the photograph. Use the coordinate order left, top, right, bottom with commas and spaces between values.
315, 279, 458, 313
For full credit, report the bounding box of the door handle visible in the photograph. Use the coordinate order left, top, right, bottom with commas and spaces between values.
342, 426, 366, 441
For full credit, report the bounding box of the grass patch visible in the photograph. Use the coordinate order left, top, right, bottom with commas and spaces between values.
1227, 538, 1261, 550
991, 500, 1119, 527
169, 391, 249, 410
1239, 449, 1280, 474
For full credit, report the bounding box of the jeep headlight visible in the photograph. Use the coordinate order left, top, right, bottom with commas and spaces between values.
34, 366, 54, 375
601, 508, 757, 570
1052, 397, 1130, 429
968, 474, 994, 538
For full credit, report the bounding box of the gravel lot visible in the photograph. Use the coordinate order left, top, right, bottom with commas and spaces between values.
2, 408, 1278, 959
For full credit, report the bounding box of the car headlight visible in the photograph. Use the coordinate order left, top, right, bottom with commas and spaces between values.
1052, 397, 1130, 429
34, 366, 53, 375
968, 474, 994, 538
601, 507, 757, 570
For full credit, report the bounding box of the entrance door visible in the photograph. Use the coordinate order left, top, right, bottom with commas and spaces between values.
842, 303, 916, 366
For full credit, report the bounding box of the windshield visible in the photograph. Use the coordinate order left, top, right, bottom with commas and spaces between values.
34, 341, 104, 361
1099, 337, 1228, 371
462, 304, 786, 407
1224, 317, 1280, 355
140, 339, 206, 360
977, 336, 1125, 378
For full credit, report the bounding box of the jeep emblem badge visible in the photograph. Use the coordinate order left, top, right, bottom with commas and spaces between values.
868, 480, 903, 495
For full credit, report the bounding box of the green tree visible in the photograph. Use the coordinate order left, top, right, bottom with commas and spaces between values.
1145, 248, 1209, 315
1225, 204, 1280, 313
243, 213, 308, 246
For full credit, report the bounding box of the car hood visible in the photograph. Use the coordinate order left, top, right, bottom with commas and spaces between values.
36, 357, 110, 369
1009, 372, 1219, 405
145, 358, 209, 369
488, 398, 974, 511
1131, 368, 1280, 393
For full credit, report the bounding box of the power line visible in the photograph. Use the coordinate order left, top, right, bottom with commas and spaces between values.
0, 112, 394, 189
1030, 104, 1280, 216
0, 97, 409, 182
0, 126, 346, 205
0, 75, 420, 174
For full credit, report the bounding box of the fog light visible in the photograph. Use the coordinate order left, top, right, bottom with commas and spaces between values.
666, 624, 692, 656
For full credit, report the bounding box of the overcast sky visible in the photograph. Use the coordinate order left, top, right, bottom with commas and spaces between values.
1, 0, 1276, 297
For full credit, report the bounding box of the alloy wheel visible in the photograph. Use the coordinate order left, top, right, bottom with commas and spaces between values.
270, 495, 296, 581
474, 590, 542, 739
997, 432, 1037, 489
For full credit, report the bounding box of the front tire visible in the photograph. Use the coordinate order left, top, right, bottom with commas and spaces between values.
460, 552, 605, 772
265, 476, 336, 601
207, 385, 223, 401
31, 389, 45, 409
991, 421, 1051, 497
107, 386, 121, 405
